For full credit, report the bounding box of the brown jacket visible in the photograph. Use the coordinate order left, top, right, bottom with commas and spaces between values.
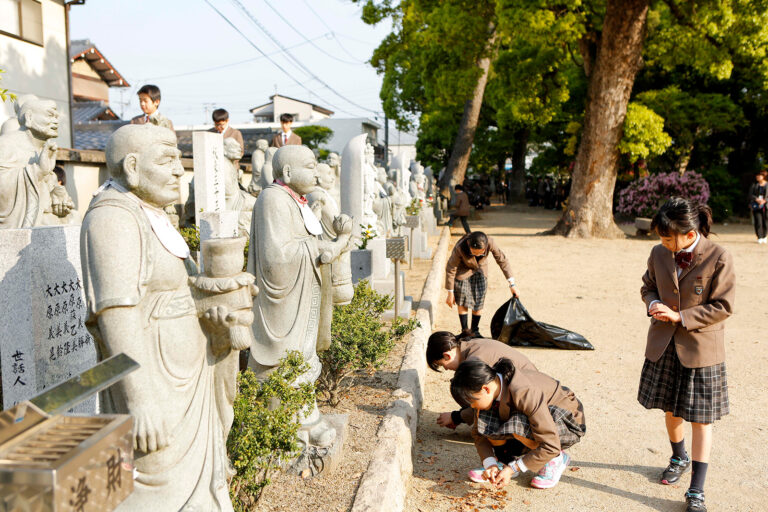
641, 235, 735, 368
209, 125, 244, 154
445, 234, 514, 290
453, 190, 471, 216
473, 369, 585, 472
130, 112, 174, 131
458, 338, 538, 424
271, 131, 302, 147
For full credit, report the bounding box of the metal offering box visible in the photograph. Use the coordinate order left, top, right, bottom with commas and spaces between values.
385, 237, 408, 262
0, 354, 138, 512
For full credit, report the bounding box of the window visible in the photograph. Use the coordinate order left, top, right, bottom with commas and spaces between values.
0, 0, 43, 46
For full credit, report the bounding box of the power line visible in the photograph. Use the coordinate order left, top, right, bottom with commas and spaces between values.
229, 0, 381, 116
261, 0, 365, 66
202, 0, 358, 117
300, 0, 371, 63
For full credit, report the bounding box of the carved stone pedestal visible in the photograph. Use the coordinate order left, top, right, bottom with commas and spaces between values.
289, 414, 349, 478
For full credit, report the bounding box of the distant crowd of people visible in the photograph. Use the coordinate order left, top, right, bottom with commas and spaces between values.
526, 175, 571, 210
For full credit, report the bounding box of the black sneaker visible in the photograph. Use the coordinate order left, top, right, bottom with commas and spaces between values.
470, 330, 485, 339
661, 456, 691, 484
457, 329, 473, 341
685, 490, 706, 512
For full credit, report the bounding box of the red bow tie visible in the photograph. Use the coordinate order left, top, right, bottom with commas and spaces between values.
675, 251, 694, 269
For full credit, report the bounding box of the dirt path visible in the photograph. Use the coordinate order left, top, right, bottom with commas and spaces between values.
406, 204, 767, 512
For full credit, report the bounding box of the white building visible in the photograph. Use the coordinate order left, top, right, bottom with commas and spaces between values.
250, 93, 333, 123
0, 0, 72, 147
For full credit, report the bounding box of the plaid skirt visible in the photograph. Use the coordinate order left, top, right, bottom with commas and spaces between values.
637, 341, 729, 424
476, 401, 586, 451
454, 272, 487, 311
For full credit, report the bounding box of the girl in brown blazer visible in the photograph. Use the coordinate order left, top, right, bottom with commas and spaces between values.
450, 358, 586, 490
639, 197, 735, 512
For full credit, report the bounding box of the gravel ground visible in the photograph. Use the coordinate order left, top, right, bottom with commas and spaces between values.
256, 241, 438, 511
405, 204, 767, 512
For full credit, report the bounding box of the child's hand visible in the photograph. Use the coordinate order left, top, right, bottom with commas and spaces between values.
446, 293, 455, 308
482, 465, 500, 483
509, 285, 519, 297
650, 302, 681, 323
492, 463, 519, 488
436, 412, 456, 429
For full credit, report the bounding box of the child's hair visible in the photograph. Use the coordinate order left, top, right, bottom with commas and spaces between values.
467, 231, 488, 251
450, 357, 516, 408
53, 166, 66, 186
280, 113, 294, 123
137, 84, 161, 102
212, 108, 229, 123
426, 331, 459, 371
455, 184, 464, 191
757, 170, 768, 179
651, 197, 713, 238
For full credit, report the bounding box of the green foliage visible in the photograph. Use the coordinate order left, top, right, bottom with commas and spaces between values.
227, 352, 315, 510
619, 103, 673, 163
405, 197, 423, 215
357, 224, 377, 250
318, 280, 419, 406
700, 165, 741, 222
292, 125, 333, 150
0, 69, 16, 103
179, 225, 200, 251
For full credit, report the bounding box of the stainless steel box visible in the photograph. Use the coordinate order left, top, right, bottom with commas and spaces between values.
0, 404, 133, 512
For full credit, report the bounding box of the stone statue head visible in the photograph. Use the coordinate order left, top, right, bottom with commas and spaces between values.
411, 162, 424, 177
223, 137, 243, 161
316, 163, 335, 191
327, 152, 340, 168
0, 94, 39, 134
272, 145, 318, 196
106, 124, 184, 209
19, 99, 59, 140
376, 166, 388, 185
364, 143, 375, 165
256, 139, 269, 151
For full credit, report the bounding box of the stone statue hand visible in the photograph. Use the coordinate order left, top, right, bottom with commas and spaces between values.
203, 305, 238, 330
134, 410, 170, 453
247, 178, 261, 197
50, 185, 73, 217
332, 214, 353, 236
38, 139, 58, 176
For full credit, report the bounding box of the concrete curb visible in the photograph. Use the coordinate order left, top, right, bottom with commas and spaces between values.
351, 227, 452, 512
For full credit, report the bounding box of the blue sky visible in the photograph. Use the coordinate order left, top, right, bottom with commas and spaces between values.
69, 0, 392, 126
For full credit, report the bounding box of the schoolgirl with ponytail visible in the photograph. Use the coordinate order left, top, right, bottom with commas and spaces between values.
450, 357, 586, 490
639, 197, 735, 512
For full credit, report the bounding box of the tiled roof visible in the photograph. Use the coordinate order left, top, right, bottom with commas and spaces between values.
73, 121, 128, 151
72, 101, 120, 124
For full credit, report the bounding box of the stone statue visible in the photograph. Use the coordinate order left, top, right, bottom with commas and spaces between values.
372, 166, 394, 237
363, 144, 379, 231
248, 145, 353, 449
0, 94, 38, 134
223, 137, 255, 237
327, 152, 341, 179
81, 124, 254, 512
387, 168, 407, 234
409, 161, 427, 202
247, 139, 269, 198
258, 146, 278, 192
0, 98, 78, 228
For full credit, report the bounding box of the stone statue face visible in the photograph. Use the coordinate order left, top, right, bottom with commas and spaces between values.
275, 145, 318, 196
256, 139, 268, 151
328, 152, 340, 167
316, 163, 335, 191
127, 129, 184, 208
21, 100, 59, 140
376, 167, 387, 184
223, 137, 243, 160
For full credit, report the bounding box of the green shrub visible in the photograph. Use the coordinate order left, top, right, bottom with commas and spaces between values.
700, 166, 741, 222
227, 351, 315, 510
318, 280, 419, 406
179, 225, 200, 251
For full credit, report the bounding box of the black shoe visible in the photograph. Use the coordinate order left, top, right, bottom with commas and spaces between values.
457, 329, 473, 341
661, 456, 691, 485
685, 490, 706, 512
470, 330, 484, 339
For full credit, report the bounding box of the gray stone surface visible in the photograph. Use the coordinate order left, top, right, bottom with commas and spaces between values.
350, 249, 373, 284
84, 124, 246, 512
246, 138, 268, 197
0, 97, 78, 229
192, 131, 226, 226
340, 133, 377, 237
0, 225, 97, 411
290, 413, 349, 477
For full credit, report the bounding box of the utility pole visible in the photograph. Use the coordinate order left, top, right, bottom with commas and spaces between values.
384, 113, 389, 173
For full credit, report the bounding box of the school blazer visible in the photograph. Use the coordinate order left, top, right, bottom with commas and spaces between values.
130, 112, 174, 131
641, 236, 735, 368
270, 132, 302, 148
209, 126, 244, 154
472, 369, 585, 473
458, 339, 538, 424
453, 191, 471, 216
444, 235, 514, 290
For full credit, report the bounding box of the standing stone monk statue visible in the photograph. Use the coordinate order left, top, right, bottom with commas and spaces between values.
81, 124, 252, 512
0, 98, 76, 228
248, 145, 353, 447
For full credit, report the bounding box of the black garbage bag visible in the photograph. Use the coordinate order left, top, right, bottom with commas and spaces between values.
490, 297, 594, 350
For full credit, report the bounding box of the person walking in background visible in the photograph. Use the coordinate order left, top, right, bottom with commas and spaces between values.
130, 84, 173, 131
445, 231, 518, 340
446, 183, 471, 233
639, 198, 735, 512
271, 113, 302, 147
749, 170, 768, 244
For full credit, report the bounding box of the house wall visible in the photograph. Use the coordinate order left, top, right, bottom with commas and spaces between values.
0, 0, 72, 147
71, 59, 108, 102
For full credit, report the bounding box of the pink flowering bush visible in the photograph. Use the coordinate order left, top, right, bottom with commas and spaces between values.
617, 171, 710, 218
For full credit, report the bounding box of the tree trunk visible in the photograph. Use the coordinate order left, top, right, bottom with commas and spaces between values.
439, 26, 497, 196
508, 128, 529, 202
550, 0, 649, 238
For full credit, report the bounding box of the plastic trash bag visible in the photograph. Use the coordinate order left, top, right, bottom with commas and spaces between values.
490, 297, 594, 350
